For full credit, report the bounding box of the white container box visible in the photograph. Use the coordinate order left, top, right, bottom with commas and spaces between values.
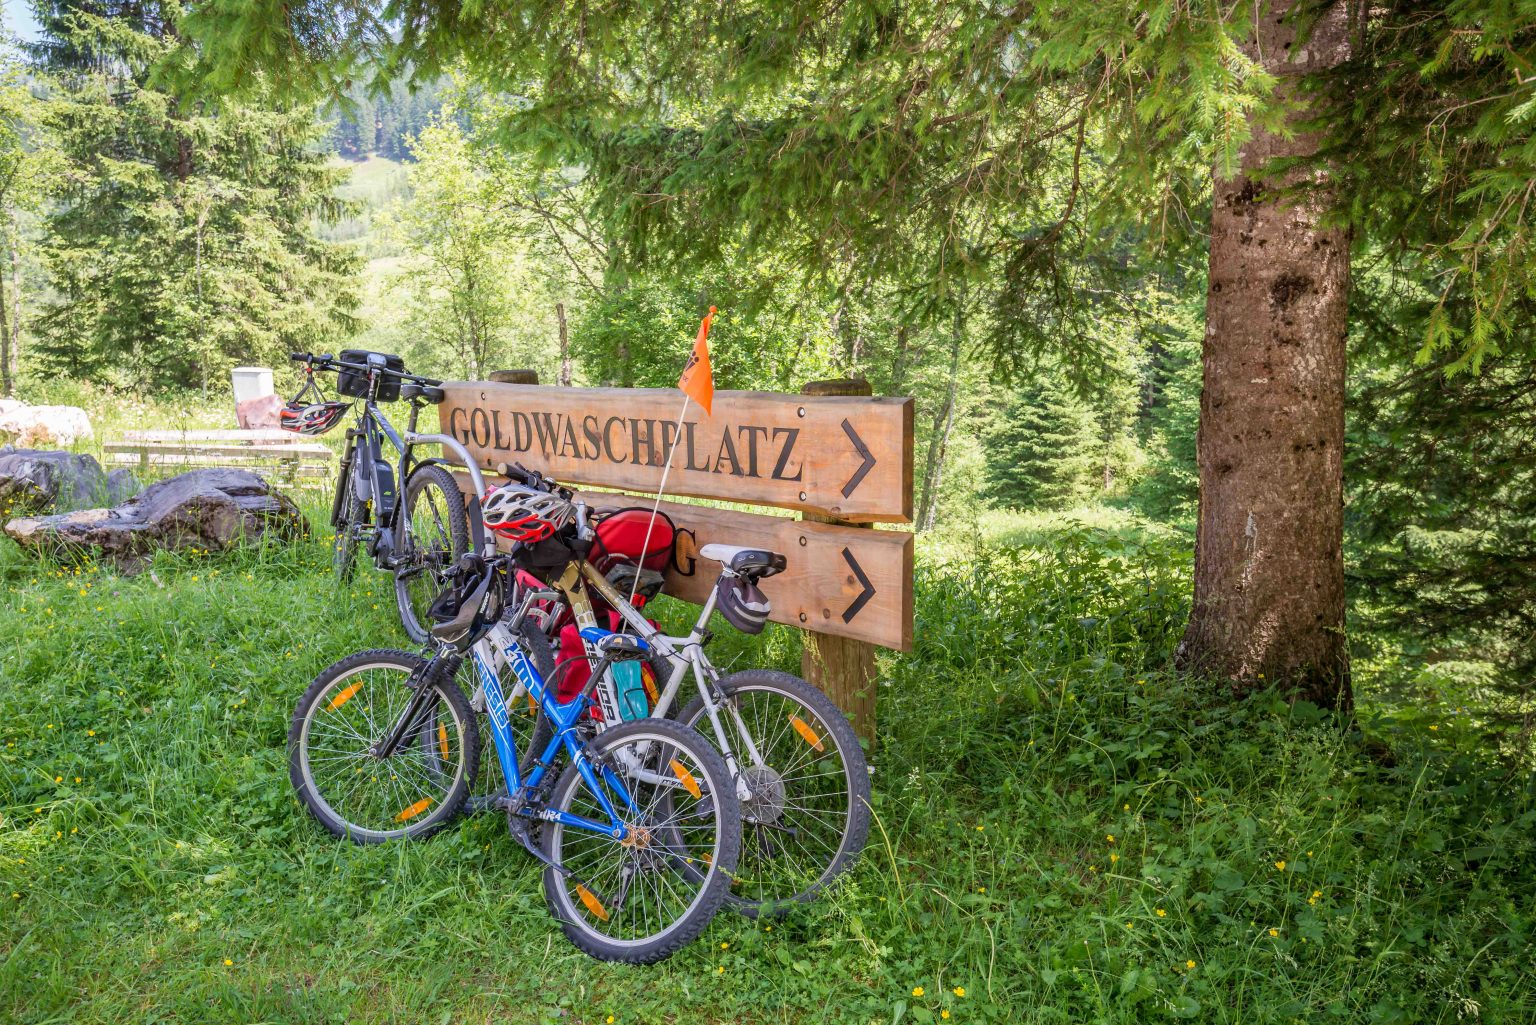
231, 367, 274, 407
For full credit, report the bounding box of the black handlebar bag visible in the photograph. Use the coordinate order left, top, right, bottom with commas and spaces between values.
337, 349, 407, 401
511, 533, 582, 584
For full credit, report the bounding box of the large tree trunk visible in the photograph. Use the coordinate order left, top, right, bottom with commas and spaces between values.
1176, 0, 1353, 709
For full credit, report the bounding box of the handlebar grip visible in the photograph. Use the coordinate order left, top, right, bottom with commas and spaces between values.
289, 352, 310, 362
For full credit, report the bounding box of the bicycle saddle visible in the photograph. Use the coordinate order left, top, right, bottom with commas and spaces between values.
698, 544, 787, 579
400, 382, 446, 404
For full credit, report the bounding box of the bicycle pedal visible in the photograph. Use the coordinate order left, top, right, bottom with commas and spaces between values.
466, 793, 510, 814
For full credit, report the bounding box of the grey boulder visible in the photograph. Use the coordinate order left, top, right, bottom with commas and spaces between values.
0, 446, 137, 515
4, 468, 304, 572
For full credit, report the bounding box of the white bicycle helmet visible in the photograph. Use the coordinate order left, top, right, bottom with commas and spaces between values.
482, 482, 574, 542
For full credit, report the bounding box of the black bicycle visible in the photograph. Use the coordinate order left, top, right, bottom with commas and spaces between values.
286, 350, 472, 643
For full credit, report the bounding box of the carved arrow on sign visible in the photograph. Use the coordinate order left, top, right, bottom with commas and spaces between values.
841, 547, 876, 623
841, 419, 877, 498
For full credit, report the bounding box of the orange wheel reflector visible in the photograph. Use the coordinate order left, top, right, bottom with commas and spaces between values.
575, 884, 609, 921
327, 682, 363, 710
437, 724, 449, 759
790, 715, 825, 752
394, 798, 434, 822
670, 759, 702, 799
701, 851, 712, 865
641, 664, 659, 704
527, 693, 538, 714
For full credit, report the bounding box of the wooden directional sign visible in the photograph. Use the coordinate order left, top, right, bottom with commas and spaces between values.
439, 381, 913, 524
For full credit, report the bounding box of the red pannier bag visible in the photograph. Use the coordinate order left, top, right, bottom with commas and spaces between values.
589, 507, 676, 579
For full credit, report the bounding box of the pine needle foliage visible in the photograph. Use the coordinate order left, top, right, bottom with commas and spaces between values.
29, 3, 362, 391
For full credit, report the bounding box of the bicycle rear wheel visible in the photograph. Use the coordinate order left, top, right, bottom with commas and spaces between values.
394, 464, 471, 644
541, 718, 740, 962
289, 649, 479, 843
678, 669, 871, 916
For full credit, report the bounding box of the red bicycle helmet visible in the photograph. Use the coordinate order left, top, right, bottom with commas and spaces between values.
482, 482, 574, 541
279, 401, 352, 436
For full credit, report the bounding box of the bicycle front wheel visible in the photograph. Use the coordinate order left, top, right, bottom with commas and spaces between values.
332, 456, 366, 583
678, 669, 871, 916
541, 718, 741, 963
394, 464, 471, 644
289, 649, 480, 843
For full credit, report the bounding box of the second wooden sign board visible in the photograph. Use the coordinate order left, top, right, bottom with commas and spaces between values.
449, 473, 914, 652
439, 381, 913, 523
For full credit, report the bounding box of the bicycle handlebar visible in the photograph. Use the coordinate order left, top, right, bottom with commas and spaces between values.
495, 461, 574, 502
289, 351, 443, 388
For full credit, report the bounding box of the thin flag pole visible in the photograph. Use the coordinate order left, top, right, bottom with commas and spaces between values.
624, 395, 691, 614
623, 305, 715, 618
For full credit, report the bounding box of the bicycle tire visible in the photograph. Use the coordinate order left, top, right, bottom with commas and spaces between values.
289, 649, 480, 843
540, 717, 741, 962
476, 615, 559, 807
512, 619, 558, 778
677, 669, 871, 917
332, 456, 366, 583
394, 464, 471, 644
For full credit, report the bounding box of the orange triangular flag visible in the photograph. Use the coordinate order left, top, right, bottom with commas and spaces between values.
678, 306, 716, 415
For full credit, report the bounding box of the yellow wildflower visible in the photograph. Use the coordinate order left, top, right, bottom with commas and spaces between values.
953, 987, 965, 997
912, 987, 924, 997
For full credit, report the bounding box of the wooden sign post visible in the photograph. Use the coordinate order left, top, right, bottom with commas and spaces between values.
436, 377, 913, 744
799, 379, 880, 745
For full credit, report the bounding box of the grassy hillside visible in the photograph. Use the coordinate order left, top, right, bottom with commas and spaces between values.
1, 485, 1531, 1023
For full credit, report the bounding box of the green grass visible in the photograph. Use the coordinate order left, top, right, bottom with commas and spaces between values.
2, 500, 1532, 1024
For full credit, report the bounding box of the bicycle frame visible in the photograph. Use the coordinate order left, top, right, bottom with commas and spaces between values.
467, 616, 654, 840
535, 560, 767, 799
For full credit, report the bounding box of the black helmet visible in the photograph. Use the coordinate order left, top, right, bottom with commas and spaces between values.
427, 554, 504, 648
716, 575, 771, 635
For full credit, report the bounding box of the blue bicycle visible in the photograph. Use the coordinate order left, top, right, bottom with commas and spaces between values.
289, 465, 742, 962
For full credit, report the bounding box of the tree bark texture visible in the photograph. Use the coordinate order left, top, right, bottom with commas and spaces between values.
556, 301, 572, 387
1, 212, 19, 397
916, 311, 963, 532
1177, 0, 1353, 709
